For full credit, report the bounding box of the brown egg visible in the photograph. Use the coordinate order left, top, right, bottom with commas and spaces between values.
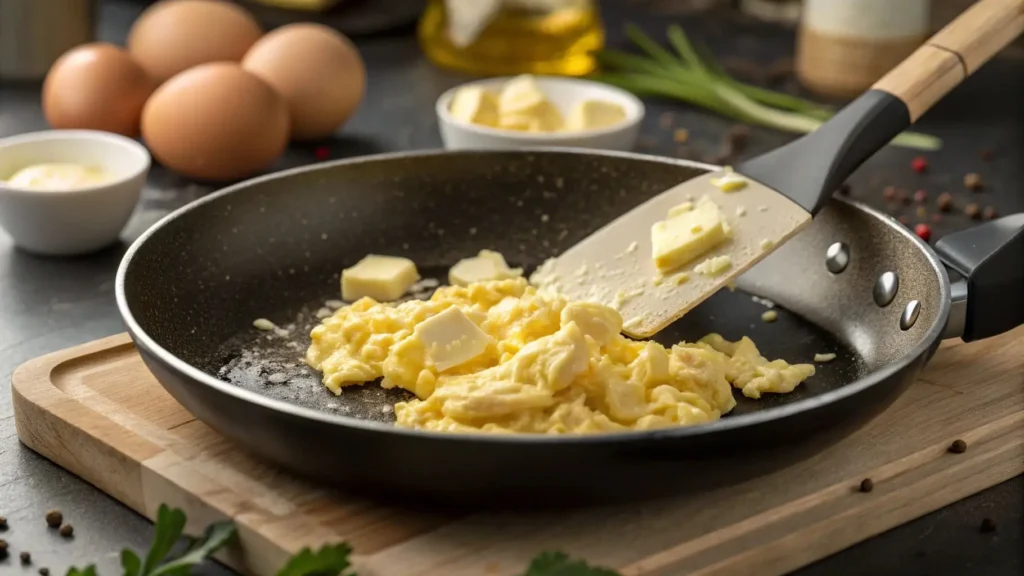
242, 23, 365, 141
128, 0, 262, 84
141, 63, 289, 181
42, 43, 155, 136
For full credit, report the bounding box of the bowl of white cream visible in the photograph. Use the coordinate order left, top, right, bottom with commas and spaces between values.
0, 130, 150, 256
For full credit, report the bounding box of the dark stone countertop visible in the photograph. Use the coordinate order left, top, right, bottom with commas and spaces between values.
0, 1, 1020, 575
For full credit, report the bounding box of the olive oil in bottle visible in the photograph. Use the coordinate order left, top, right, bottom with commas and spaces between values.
418, 0, 604, 77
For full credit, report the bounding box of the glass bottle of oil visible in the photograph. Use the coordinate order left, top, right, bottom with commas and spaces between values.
418, 0, 604, 77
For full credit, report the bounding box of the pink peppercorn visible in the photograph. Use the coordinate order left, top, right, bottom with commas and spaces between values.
914, 189, 928, 203
314, 146, 331, 161
914, 223, 932, 242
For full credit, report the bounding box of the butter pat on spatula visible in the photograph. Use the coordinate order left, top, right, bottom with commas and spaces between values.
531, 0, 1024, 338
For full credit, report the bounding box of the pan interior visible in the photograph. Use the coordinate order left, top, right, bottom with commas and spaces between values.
121, 150, 945, 427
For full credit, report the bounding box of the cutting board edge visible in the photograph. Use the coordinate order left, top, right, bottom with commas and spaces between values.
9, 333, 357, 576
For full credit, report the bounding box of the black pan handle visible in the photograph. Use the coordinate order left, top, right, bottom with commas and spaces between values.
935, 213, 1024, 342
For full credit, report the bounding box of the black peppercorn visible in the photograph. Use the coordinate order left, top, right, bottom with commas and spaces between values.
949, 439, 967, 454
45, 509, 62, 528
859, 478, 874, 493
20, 551, 31, 565
59, 523, 73, 538
980, 518, 997, 533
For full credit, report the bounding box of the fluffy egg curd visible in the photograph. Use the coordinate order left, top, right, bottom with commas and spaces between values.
305, 271, 815, 435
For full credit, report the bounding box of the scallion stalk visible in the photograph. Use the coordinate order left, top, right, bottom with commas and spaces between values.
593, 25, 941, 151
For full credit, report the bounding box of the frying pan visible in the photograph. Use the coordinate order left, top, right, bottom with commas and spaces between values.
116, 149, 1024, 506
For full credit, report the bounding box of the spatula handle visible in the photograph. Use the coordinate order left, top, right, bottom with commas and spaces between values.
873, 0, 1024, 121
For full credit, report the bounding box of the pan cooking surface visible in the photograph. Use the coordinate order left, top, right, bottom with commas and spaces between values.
212, 264, 864, 426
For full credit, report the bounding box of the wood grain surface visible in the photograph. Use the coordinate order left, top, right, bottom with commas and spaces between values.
12, 329, 1024, 576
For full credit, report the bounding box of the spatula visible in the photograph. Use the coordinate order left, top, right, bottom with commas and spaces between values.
531, 0, 1024, 339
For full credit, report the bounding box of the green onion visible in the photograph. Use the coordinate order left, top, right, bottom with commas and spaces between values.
592, 25, 941, 151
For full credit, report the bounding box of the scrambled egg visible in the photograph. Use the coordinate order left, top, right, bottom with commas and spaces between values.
306, 278, 814, 434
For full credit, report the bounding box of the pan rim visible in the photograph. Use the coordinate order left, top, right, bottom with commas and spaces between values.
116, 147, 951, 445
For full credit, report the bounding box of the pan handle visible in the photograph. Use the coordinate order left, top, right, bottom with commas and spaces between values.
873, 0, 1024, 122
737, 0, 1024, 215
935, 213, 1024, 342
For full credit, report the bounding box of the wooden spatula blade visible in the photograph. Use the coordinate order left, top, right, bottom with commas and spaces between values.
530, 171, 812, 339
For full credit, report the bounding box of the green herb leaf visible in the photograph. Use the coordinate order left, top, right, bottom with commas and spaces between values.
141, 504, 187, 575
65, 566, 98, 576
121, 548, 142, 576
275, 543, 354, 576
149, 521, 236, 576
521, 551, 621, 576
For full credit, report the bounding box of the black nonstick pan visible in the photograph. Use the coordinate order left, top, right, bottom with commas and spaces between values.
116, 148, 1024, 506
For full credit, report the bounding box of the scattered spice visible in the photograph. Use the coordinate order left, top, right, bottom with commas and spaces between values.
59, 523, 74, 538
936, 192, 954, 212
914, 224, 931, 242
931, 213, 943, 224
911, 156, 928, 173
45, 509, 62, 528
983, 206, 998, 220
883, 185, 897, 201
20, 551, 31, 565
913, 189, 928, 203
859, 478, 874, 493
39, 569, 50, 576
314, 146, 330, 161
964, 203, 981, 220
0, 538, 7, 560
659, 112, 674, 129
980, 518, 997, 533
837, 182, 851, 196
915, 206, 927, 219
980, 148, 995, 162
673, 128, 689, 143
0, 516, 6, 530
726, 124, 750, 152
964, 172, 983, 190
948, 439, 968, 453
897, 215, 911, 226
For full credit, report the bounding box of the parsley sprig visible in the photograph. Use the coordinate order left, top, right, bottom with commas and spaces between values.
65, 506, 618, 576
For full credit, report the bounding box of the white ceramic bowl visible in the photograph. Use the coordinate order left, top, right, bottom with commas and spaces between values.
436, 76, 645, 151
0, 130, 150, 256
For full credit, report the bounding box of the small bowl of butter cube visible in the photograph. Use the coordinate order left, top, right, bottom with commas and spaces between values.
436, 74, 644, 151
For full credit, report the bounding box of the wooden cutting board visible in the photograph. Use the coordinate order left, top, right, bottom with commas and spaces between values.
12, 330, 1024, 576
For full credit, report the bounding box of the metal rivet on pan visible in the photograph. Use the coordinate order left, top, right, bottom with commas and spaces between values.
825, 242, 850, 274
873, 271, 899, 307
901, 300, 921, 330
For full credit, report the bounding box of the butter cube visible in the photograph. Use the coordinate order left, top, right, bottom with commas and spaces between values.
565, 99, 627, 131
497, 101, 562, 132
415, 307, 492, 371
498, 74, 548, 116
651, 200, 728, 273
449, 250, 523, 286
710, 169, 748, 192
341, 255, 419, 301
450, 86, 500, 127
